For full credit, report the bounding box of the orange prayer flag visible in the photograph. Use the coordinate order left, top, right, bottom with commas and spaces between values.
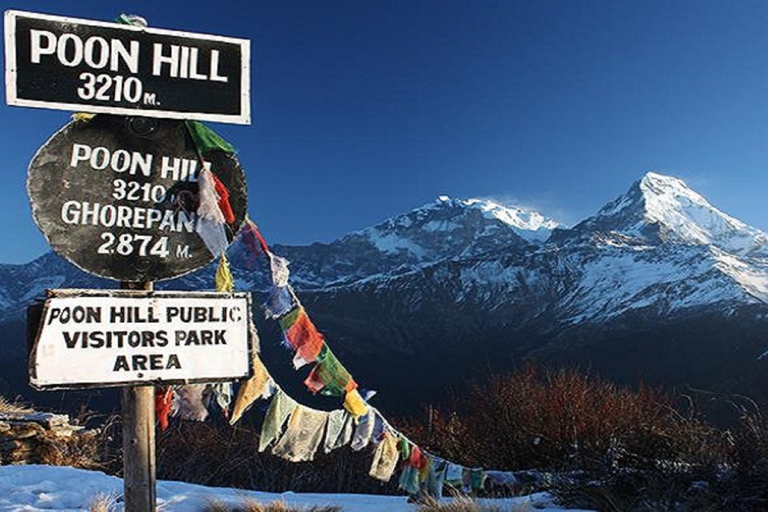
284, 309, 325, 367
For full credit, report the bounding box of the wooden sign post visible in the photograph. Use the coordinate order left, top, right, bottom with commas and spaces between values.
122, 281, 156, 512
8, 11, 253, 511
123, 384, 157, 510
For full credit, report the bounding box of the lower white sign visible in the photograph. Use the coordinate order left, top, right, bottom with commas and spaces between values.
29, 289, 253, 389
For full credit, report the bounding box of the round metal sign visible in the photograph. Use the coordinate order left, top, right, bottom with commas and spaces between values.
27, 115, 247, 282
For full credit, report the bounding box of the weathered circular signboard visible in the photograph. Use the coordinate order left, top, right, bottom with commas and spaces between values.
27, 115, 247, 282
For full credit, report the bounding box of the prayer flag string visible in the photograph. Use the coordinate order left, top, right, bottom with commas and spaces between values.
175, 121, 510, 499
226, 218, 506, 499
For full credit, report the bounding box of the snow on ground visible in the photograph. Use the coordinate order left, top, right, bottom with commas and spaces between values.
0, 465, 594, 512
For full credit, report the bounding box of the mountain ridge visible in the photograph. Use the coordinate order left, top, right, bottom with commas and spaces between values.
2, 171, 768, 324
3, 171, 768, 413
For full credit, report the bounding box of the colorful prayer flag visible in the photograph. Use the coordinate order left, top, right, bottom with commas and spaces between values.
263, 286, 295, 319
269, 253, 291, 287
215, 253, 235, 293
230, 354, 272, 424
343, 387, 368, 418
186, 120, 236, 154
210, 172, 236, 224
197, 169, 227, 224
271, 405, 328, 462
369, 431, 399, 482
303, 345, 356, 396
155, 387, 174, 431
259, 390, 297, 452
279, 307, 301, 330
238, 221, 267, 268
212, 382, 233, 417
282, 308, 325, 368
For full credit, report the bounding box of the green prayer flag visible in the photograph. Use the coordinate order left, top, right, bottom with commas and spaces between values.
314, 347, 354, 396
399, 436, 411, 460
279, 308, 302, 331
186, 121, 236, 154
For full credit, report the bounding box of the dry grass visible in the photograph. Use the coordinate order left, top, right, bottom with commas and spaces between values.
204, 498, 341, 511
36, 427, 105, 470
416, 495, 536, 512
416, 497, 505, 512
89, 492, 118, 512
0, 395, 33, 414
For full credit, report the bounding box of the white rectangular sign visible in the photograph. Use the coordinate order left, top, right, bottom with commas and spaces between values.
29, 290, 253, 389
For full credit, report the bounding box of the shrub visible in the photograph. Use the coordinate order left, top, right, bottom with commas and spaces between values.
403, 364, 729, 472
36, 427, 104, 469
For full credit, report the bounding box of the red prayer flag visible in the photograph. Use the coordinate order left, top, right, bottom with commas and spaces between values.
284, 309, 325, 365
155, 387, 175, 431
210, 172, 236, 224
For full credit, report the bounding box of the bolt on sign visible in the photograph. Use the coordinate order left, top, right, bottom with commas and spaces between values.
29, 289, 254, 389
4, 10, 250, 124
27, 115, 247, 282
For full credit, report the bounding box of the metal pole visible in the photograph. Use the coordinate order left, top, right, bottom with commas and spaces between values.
121, 281, 156, 511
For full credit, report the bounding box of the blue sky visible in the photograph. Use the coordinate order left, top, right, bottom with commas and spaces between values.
2, 0, 768, 263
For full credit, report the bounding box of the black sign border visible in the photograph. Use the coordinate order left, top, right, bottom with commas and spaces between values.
4, 10, 251, 125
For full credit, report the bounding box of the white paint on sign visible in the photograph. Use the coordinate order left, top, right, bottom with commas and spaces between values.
29, 29, 140, 72
30, 292, 253, 389
151, 44, 229, 82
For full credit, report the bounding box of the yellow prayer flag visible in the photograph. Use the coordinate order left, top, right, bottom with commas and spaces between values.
215, 252, 235, 293
343, 388, 368, 419
230, 354, 270, 425
71, 112, 96, 122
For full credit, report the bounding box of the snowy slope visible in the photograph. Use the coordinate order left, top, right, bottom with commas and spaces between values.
0, 465, 580, 512
548, 172, 768, 321
349, 196, 557, 264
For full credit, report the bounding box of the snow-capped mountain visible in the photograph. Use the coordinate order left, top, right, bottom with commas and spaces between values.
549, 172, 768, 320
3, 172, 768, 412
232, 195, 560, 290
356, 196, 558, 252
292, 171, 768, 327
568, 172, 768, 257
5, 173, 765, 325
